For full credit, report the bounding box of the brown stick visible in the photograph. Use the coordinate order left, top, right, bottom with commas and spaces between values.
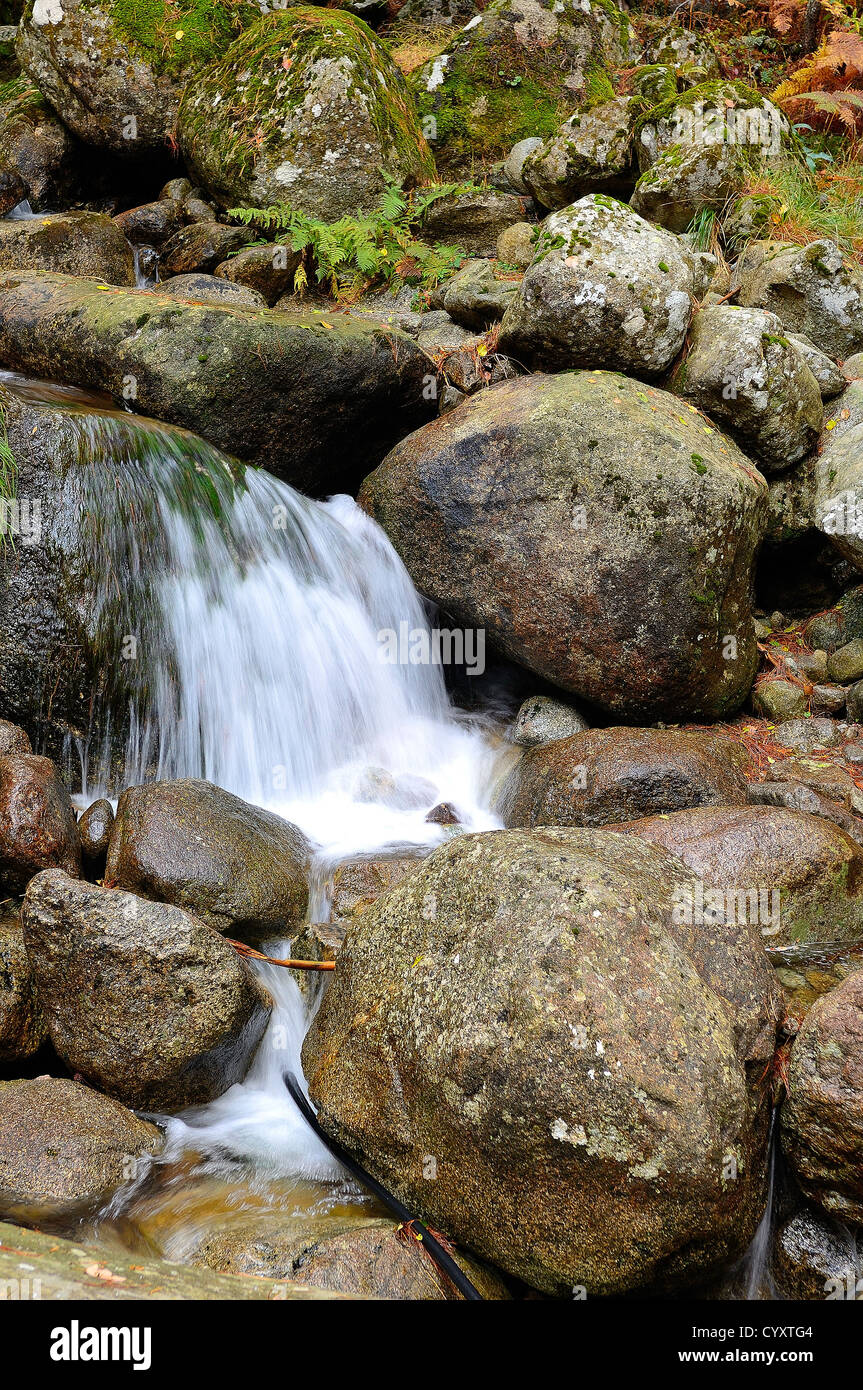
226, 938, 336, 970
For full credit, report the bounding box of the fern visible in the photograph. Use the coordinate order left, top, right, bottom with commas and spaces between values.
229, 178, 479, 301
773, 28, 863, 133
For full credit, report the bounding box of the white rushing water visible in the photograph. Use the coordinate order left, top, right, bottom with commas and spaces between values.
58, 403, 504, 1175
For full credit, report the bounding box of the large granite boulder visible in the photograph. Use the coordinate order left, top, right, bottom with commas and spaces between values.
0, 753, 80, 891
735, 239, 863, 361
0, 211, 135, 284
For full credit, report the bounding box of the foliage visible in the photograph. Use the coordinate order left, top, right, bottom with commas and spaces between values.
0, 400, 16, 551
229, 180, 475, 300
734, 153, 863, 265
772, 28, 863, 134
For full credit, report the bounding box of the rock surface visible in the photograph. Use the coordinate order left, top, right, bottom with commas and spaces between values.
782, 968, 863, 1224
0, 211, 135, 284
0, 909, 45, 1063
179, 7, 434, 218
735, 239, 863, 360
499, 727, 749, 827
0, 1077, 162, 1215
510, 694, 589, 747
521, 97, 636, 210
105, 779, 309, 935
361, 371, 767, 720
159, 273, 268, 309
303, 827, 780, 1295
499, 194, 712, 373
0, 753, 80, 891
22, 870, 273, 1112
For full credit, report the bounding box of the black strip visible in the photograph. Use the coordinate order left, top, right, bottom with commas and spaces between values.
284, 1072, 483, 1301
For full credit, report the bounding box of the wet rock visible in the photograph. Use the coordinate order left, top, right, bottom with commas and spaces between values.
613, 804, 863, 950
77, 797, 114, 860
0, 211, 135, 284
0, 1077, 162, 1215
113, 199, 184, 248
329, 853, 426, 926
415, 310, 481, 353
631, 140, 747, 234
510, 694, 589, 747
303, 827, 780, 1296
828, 639, 863, 684
735, 239, 863, 360
773, 717, 841, 752
431, 257, 518, 329
159, 273, 268, 309
782, 968, 863, 1224
0, 159, 25, 215
106, 778, 309, 936
674, 305, 822, 472
0, 1218, 341, 1299
521, 97, 636, 210
413, 0, 633, 171
214, 244, 302, 306
499, 195, 713, 373
16, 0, 266, 154
0, 75, 82, 209
502, 136, 544, 195
750, 778, 863, 850
182, 196, 217, 224
420, 189, 525, 257
0, 720, 30, 756
752, 680, 808, 722
498, 727, 749, 827
787, 333, 846, 399
0, 909, 45, 1063
179, 9, 433, 219
188, 1213, 507, 1299
496, 221, 535, 269
22, 870, 272, 1112
811, 684, 846, 716
361, 371, 767, 720
425, 801, 460, 825
0, 273, 436, 495
773, 1206, 860, 1301
160, 177, 193, 202
0, 753, 80, 891
159, 222, 251, 278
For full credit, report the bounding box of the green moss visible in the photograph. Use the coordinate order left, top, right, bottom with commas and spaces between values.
76, 0, 266, 77
634, 79, 772, 143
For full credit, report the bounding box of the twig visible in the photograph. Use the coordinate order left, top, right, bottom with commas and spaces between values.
226, 939, 335, 970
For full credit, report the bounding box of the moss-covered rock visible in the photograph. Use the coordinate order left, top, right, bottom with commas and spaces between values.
360, 370, 768, 721
413, 0, 633, 172
521, 94, 637, 210
303, 826, 780, 1295
644, 25, 721, 81
179, 7, 434, 218
630, 139, 749, 235
0, 209, 135, 283
0, 75, 82, 208
635, 79, 789, 173
16, 0, 267, 153
736, 238, 863, 362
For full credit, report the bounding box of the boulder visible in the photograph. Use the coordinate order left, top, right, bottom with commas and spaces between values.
419, 189, 525, 257
159, 273, 268, 309
0, 75, 82, 209
521, 97, 637, 210
674, 305, 823, 472
16, 0, 266, 154
360, 371, 767, 720
303, 827, 780, 1296
752, 679, 809, 722
815, 420, 863, 573
413, 0, 633, 170
0, 274, 436, 495
179, 8, 434, 219
105, 778, 309, 935
502, 136, 544, 195
430, 257, 518, 328
630, 141, 748, 234
735, 239, 863, 360
214, 243, 303, 306
113, 199, 184, 249
0, 1219, 341, 1299
188, 1213, 507, 1299
0, 909, 45, 1062
782, 968, 863, 1224
496, 220, 535, 268
0, 753, 80, 891
498, 195, 713, 373
612, 804, 863, 950
773, 1206, 860, 1301
787, 332, 846, 399
77, 797, 114, 859
635, 80, 788, 173
22, 870, 273, 1112
160, 222, 254, 278
498, 727, 749, 827
510, 694, 589, 747
828, 639, 863, 683
0, 720, 30, 756
0, 1077, 162, 1215
0, 211, 135, 284
644, 26, 721, 79
0, 160, 26, 216
329, 852, 426, 926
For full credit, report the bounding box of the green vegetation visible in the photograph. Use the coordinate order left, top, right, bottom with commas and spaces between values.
734, 154, 863, 265
0, 399, 17, 551
229, 180, 474, 300
77, 0, 265, 77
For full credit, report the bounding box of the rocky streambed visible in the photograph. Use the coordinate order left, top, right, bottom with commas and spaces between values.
1, 0, 863, 1305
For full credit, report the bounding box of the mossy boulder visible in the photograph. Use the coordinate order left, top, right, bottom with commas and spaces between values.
22, 869, 273, 1112
413, 0, 634, 172
498, 194, 713, 374
673, 305, 823, 473
644, 25, 721, 81
16, 0, 267, 153
635, 80, 788, 173
179, 7, 434, 219
303, 827, 780, 1295
630, 140, 749, 235
360, 370, 768, 721
521, 95, 637, 210
736, 238, 863, 362
0, 209, 135, 283
0, 75, 82, 208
